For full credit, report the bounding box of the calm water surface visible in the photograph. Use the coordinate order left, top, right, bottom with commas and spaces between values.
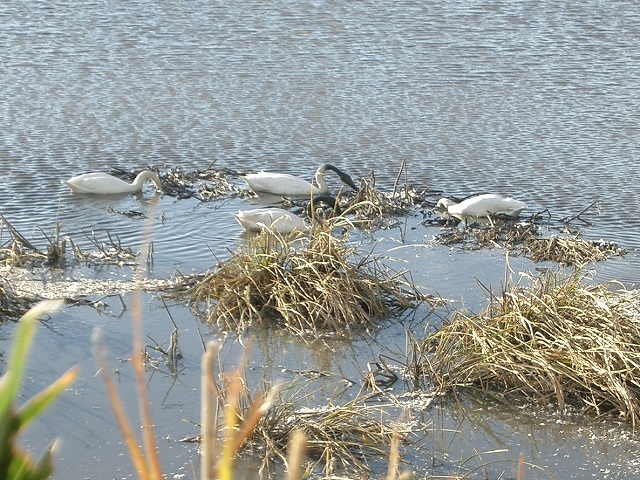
1, 2, 640, 478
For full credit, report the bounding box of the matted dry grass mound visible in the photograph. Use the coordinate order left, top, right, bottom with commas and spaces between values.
432, 220, 538, 251
349, 171, 413, 225
256, 393, 408, 476
174, 224, 422, 335
421, 270, 640, 426
522, 234, 626, 266
432, 219, 624, 267
185, 342, 416, 479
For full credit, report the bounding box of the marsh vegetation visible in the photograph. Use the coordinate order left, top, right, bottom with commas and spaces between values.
1, 165, 637, 479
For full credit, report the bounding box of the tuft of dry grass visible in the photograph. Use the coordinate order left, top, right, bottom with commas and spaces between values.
522, 234, 626, 266
69, 230, 137, 266
172, 223, 421, 335
421, 269, 640, 427
433, 219, 538, 251
348, 170, 413, 229
256, 390, 410, 477
0, 213, 51, 268
195, 358, 412, 478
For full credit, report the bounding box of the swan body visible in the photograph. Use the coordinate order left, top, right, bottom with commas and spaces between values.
234, 195, 339, 233
436, 194, 526, 219
244, 164, 358, 196
234, 208, 308, 233
63, 171, 162, 194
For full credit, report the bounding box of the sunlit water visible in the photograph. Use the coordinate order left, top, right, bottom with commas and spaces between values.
1, 1, 640, 478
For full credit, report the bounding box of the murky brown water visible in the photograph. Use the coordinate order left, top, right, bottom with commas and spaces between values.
1, 1, 640, 478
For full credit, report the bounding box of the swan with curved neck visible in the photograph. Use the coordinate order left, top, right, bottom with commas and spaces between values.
436, 194, 526, 219
234, 195, 339, 233
63, 171, 163, 194
243, 164, 358, 196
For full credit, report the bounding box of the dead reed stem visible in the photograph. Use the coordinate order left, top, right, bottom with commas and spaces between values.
201, 342, 218, 480
92, 196, 163, 480
285, 429, 307, 480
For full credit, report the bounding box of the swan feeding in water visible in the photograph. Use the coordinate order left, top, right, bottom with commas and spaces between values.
234, 195, 339, 233
62, 171, 163, 194
243, 164, 358, 196
436, 194, 526, 219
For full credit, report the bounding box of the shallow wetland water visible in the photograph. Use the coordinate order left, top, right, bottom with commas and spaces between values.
1, 1, 640, 478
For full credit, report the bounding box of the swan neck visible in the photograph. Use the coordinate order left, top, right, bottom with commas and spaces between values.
314, 169, 328, 193
134, 171, 161, 188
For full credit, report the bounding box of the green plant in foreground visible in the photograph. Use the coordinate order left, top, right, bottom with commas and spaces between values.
0, 300, 78, 480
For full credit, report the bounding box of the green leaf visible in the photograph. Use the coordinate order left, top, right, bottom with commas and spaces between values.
0, 301, 65, 480
8, 444, 55, 480
15, 367, 79, 433
0, 301, 63, 415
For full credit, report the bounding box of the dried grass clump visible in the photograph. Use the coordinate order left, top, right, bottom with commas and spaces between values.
0, 239, 45, 269
69, 230, 137, 266
0, 214, 66, 268
422, 270, 640, 426
152, 164, 249, 201
348, 170, 414, 229
175, 225, 420, 334
433, 220, 538, 250
194, 356, 410, 478
256, 391, 408, 476
522, 234, 626, 266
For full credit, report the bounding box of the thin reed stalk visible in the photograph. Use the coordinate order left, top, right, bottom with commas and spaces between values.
92, 197, 163, 480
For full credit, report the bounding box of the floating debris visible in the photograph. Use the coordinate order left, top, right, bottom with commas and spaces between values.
106, 206, 147, 219
431, 215, 625, 267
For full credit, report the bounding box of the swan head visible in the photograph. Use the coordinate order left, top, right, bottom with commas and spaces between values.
319, 164, 359, 191
436, 198, 456, 213
306, 194, 341, 220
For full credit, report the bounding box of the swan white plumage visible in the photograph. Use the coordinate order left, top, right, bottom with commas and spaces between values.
243, 164, 358, 196
234, 195, 339, 233
436, 194, 526, 219
234, 208, 308, 233
62, 171, 162, 194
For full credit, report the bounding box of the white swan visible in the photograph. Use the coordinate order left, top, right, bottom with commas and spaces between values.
436, 194, 526, 219
62, 171, 162, 194
243, 164, 358, 196
234, 208, 308, 233
234, 195, 339, 233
